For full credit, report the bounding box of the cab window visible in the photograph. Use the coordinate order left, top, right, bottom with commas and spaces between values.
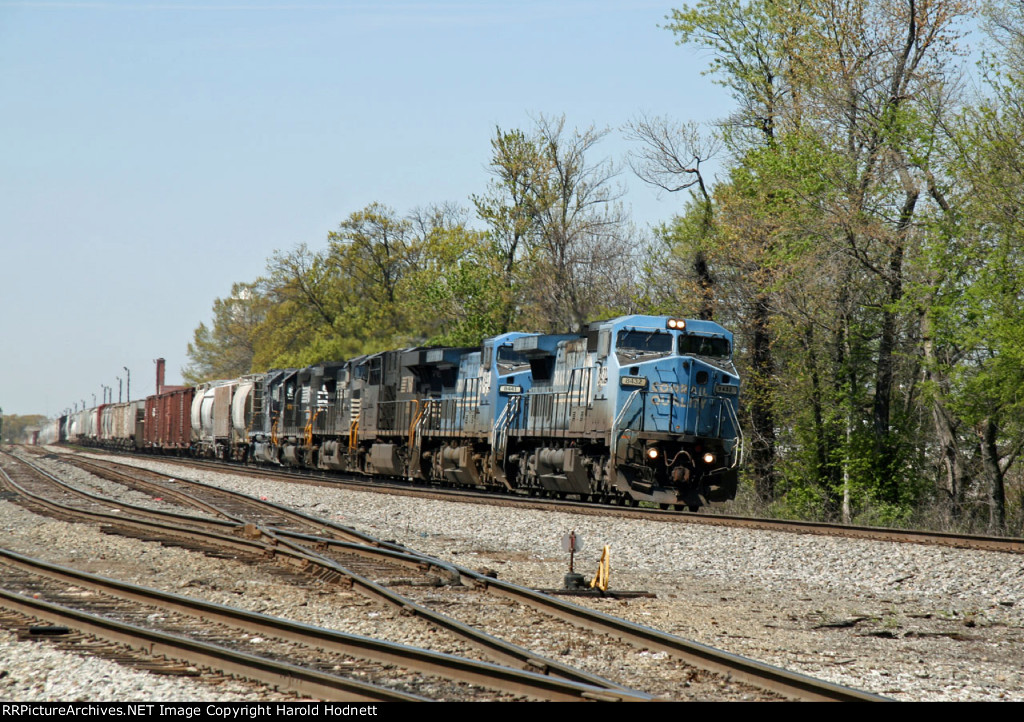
678, 334, 731, 358
496, 344, 529, 370
616, 329, 672, 359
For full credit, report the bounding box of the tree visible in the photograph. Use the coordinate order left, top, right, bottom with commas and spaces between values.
1, 414, 47, 444
405, 224, 509, 346
528, 115, 641, 330
252, 204, 426, 369
473, 127, 551, 332
913, 0, 1024, 532
661, 0, 972, 517
253, 242, 353, 368
662, 0, 812, 502
474, 117, 639, 333
625, 115, 720, 319
183, 281, 267, 384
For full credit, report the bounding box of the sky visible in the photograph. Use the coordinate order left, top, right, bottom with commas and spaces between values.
0, 0, 737, 417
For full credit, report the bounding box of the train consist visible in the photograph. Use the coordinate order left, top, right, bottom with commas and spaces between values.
46, 314, 743, 510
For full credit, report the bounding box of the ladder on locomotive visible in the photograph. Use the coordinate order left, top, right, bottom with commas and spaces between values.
251, 382, 265, 432
490, 394, 523, 484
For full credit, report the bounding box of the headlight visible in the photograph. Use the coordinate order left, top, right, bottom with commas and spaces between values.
702, 452, 715, 465
647, 447, 660, 460
666, 318, 687, 330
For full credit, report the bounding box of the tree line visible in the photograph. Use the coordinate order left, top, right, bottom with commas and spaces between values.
1, 414, 47, 444
185, 0, 1024, 534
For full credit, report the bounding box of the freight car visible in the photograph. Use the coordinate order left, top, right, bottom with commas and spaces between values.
59, 401, 144, 450
58, 314, 743, 510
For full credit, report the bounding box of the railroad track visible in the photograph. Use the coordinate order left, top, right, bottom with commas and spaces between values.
0, 547, 653, 702
3, 448, 887, 701
82, 447, 1023, 555
0, 451, 647, 697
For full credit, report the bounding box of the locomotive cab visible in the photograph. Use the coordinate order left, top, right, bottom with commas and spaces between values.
605, 316, 742, 509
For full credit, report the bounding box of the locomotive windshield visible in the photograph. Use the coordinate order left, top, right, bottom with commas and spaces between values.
495, 344, 529, 371
678, 334, 731, 358
616, 329, 673, 360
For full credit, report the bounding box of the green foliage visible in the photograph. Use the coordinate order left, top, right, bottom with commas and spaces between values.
475, 116, 639, 333
405, 226, 510, 346
183, 281, 267, 384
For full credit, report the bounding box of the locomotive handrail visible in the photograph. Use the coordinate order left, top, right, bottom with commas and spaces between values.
407, 399, 422, 447
724, 399, 744, 469
63, 315, 742, 511
489, 394, 522, 486
610, 389, 644, 462
413, 399, 434, 441
373, 398, 418, 435
506, 390, 577, 437
491, 394, 519, 450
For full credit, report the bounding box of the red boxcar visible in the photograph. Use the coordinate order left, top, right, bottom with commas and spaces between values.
143, 386, 194, 451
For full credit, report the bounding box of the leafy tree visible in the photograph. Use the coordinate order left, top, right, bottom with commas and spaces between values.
913, 0, 1024, 532
253, 242, 353, 369
405, 225, 509, 346
660, 0, 972, 516
475, 116, 640, 334
1, 414, 47, 444
473, 127, 551, 332
183, 281, 267, 384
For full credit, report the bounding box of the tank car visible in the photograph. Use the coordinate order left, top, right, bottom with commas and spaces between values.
190, 379, 252, 459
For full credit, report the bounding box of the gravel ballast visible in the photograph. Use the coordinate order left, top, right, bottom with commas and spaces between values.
1, 450, 1022, 701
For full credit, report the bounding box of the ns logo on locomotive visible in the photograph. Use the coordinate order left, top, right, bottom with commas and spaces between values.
52, 315, 743, 511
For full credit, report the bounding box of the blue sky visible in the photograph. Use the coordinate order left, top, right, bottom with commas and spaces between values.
0, 1, 737, 416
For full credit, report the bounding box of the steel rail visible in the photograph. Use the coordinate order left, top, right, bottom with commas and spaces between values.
670, 512, 1024, 554
64, 455, 389, 546
0, 585, 425, 701
0, 452, 643, 696
76, 459, 883, 701
0, 458, 317, 568
97, 448, 1024, 555
0, 548, 645, 702
272, 527, 889, 701
1, 456, 240, 533
33, 450, 891, 699
451, 565, 888, 702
